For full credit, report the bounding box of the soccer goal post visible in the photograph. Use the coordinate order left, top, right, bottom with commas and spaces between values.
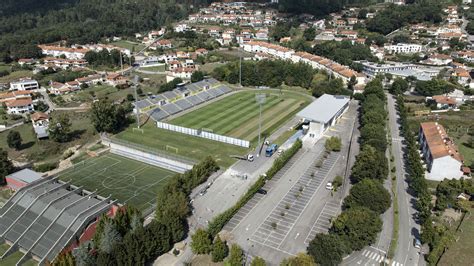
166, 145, 179, 154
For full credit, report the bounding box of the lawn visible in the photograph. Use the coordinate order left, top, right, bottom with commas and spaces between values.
2, 251, 24, 266
0, 111, 97, 164
139, 64, 166, 72
110, 40, 145, 52
57, 153, 176, 211
22, 259, 37, 266
115, 122, 249, 168
0, 70, 33, 83
0, 243, 9, 256
438, 207, 474, 266
170, 90, 310, 143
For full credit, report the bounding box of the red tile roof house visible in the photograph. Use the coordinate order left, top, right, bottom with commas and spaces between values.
5, 97, 34, 114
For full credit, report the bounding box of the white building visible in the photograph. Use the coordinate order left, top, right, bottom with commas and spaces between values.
419, 122, 465, 181
5, 98, 34, 114
296, 94, 350, 139
10, 79, 39, 91
384, 43, 423, 54
38, 45, 89, 60
359, 61, 439, 81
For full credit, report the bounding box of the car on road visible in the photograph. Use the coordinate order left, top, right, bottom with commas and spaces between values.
325, 182, 334, 190
199, 189, 207, 196
247, 154, 254, 162
257, 188, 267, 195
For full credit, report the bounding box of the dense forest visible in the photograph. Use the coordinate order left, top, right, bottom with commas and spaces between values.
277, 0, 383, 17
0, 0, 212, 61
366, 1, 443, 35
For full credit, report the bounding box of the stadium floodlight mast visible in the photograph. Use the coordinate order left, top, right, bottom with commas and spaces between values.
133, 75, 140, 129
256, 93, 266, 156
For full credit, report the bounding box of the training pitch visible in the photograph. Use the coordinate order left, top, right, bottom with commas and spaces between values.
171, 90, 309, 141
56, 154, 176, 211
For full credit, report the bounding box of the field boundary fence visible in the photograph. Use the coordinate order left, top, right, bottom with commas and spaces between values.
156, 122, 250, 148
101, 135, 195, 173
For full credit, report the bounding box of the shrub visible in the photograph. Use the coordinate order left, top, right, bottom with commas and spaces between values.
33, 161, 58, 172
325, 136, 342, 152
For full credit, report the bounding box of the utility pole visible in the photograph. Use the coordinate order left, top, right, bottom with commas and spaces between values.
133, 75, 140, 129
120, 50, 124, 75
239, 48, 242, 87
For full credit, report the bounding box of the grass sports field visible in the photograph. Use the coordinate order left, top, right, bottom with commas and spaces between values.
171, 90, 311, 142
57, 154, 176, 211
115, 89, 311, 168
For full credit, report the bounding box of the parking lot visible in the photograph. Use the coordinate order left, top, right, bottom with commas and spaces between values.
223, 150, 304, 232
250, 152, 339, 250
304, 201, 340, 245
224, 101, 358, 265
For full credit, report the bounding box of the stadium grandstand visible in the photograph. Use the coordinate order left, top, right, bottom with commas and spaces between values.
0, 177, 116, 265
133, 78, 233, 122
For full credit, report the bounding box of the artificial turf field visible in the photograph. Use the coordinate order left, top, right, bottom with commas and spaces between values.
170, 90, 310, 141
57, 154, 176, 211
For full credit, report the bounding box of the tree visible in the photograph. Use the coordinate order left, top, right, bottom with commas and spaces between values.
48, 113, 72, 142
389, 77, 409, 95
281, 253, 316, 266
251, 257, 266, 266
226, 244, 243, 266
303, 27, 316, 41
7, 130, 22, 150
99, 221, 122, 254
191, 229, 212, 254
307, 233, 349, 266
53, 251, 75, 266
211, 236, 228, 262
90, 99, 128, 133
155, 186, 189, 242
343, 179, 391, 214
415, 79, 455, 96
191, 71, 205, 83
72, 243, 94, 266
350, 145, 388, 183
325, 136, 341, 152
331, 207, 382, 250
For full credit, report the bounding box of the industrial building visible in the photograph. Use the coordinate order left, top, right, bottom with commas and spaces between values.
0, 177, 115, 265
296, 94, 350, 139
419, 122, 466, 181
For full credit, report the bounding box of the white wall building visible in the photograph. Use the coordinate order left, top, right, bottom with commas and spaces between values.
419, 122, 465, 181
296, 94, 350, 139
10, 79, 39, 91
5, 98, 34, 114
384, 43, 423, 54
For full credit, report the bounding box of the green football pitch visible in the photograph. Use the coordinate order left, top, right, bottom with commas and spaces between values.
56, 154, 176, 211
170, 90, 310, 141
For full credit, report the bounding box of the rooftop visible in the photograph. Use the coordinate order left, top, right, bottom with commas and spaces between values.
420, 122, 462, 162
296, 94, 350, 124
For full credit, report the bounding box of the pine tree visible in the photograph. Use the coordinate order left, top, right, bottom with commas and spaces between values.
99, 221, 122, 254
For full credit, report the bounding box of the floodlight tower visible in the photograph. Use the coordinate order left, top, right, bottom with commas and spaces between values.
256, 93, 266, 156
133, 75, 140, 129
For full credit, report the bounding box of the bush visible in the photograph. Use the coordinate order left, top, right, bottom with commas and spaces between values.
333, 175, 343, 190
325, 136, 342, 152
33, 161, 58, 172
211, 236, 228, 262
307, 233, 350, 266
191, 229, 212, 254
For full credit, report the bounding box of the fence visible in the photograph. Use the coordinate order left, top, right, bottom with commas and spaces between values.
101, 135, 195, 173
156, 122, 250, 148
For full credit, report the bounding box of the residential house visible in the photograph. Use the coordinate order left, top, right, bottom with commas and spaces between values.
49, 82, 72, 95
427, 95, 457, 109
31, 112, 49, 139
38, 45, 89, 60
106, 73, 128, 86
384, 43, 423, 54
5, 98, 34, 114
18, 59, 35, 66
419, 122, 464, 181
425, 53, 453, 66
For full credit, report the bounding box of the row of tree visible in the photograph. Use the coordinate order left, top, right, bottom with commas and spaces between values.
395, 95, 451, 264
311, 40, 377, 70
84, 50, 133, 68
212, 59, 316, 89
307, 78, 391, 265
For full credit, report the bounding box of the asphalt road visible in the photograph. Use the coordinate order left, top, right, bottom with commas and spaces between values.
387, 93, 425, 266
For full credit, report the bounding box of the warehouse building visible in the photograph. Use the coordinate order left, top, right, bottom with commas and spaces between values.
296, 94, 350, 138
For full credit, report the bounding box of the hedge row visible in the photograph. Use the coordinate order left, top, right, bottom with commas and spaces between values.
207, 139, 302, 237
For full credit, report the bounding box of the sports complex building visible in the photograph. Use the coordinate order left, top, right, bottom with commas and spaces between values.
0, 177, 116, 265
296, 94, 350, 138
